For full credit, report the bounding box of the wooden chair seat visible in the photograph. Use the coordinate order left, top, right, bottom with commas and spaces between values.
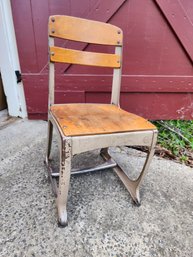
50, 104, 156, 137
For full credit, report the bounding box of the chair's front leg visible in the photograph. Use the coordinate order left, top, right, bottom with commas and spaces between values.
57, 137, 72, 227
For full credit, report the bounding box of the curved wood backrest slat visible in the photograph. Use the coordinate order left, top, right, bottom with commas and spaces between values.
48, 15, 123, 46
50, 46, 121, 68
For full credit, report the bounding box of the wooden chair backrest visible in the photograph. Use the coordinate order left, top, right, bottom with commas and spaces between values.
48, 15, 123, 107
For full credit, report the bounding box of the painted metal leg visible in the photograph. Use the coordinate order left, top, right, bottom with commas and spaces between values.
100, 131, 157, 205
57, 137, 72, 227
44, 119, 58, 196
44, 158, 58, 197
45, 119, 53, 162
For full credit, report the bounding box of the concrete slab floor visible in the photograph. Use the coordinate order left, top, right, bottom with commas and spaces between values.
0, 119, 193, 257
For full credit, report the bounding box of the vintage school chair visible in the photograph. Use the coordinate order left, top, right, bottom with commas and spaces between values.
45, 15, 158, 226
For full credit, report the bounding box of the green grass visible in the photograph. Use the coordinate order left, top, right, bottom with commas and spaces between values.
152, 120, 193, 165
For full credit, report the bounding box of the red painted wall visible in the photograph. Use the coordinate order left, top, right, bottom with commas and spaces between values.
11, 0, 193, 120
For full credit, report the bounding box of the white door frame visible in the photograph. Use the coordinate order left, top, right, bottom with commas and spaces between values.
0, 0, 27, 118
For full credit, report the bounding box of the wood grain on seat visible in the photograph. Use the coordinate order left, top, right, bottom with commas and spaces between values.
50, 104, 156, 137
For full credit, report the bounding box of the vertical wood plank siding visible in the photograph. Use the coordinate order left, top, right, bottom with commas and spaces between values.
11, 0, 193, 119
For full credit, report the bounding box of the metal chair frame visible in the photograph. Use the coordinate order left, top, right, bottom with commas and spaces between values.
45, 15, 158, 226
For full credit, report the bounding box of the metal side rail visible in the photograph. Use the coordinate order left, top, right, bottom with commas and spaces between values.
45, 157, 117, 196
51, 158, 117, 177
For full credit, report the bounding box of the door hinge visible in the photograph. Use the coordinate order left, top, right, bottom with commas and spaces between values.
15, 70, 22, 83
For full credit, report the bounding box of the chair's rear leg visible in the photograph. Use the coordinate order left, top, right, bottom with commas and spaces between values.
100, 130, 157, 205
44, 119, 59, 196
135, 132, 157, 190
45, 119, 53, 162
57, 137, 72, 227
